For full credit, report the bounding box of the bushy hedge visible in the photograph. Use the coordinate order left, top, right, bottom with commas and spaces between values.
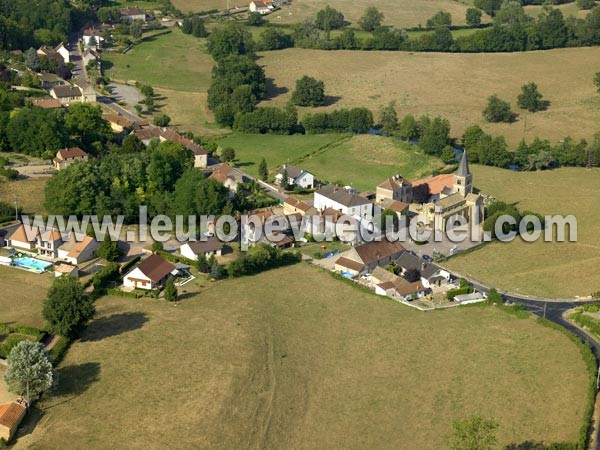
446, 286, 474, 299
0, 334, 34, 358
227, 244, 302, 278
157, 250, 196, 266
120, 255, 142, 274
106, 288, 139, 299
92, 262, 120, 289
47, 336, 70, 364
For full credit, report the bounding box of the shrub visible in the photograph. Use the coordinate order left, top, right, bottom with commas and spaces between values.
446, 286, 474, 299
92, 262, 119, 289
0, 334, 34, 359
120, 255, 142, 274
47, 336, 70, 364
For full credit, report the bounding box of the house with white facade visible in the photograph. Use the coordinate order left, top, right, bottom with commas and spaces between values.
57, 234, 98, 265
313, 185, 373, 219
249, 0, 274, 14
123, 253, 175, 290
275, 164, 315, 189
180, 237, 223, 261
82, 28, 105, 49
395, 252, 451, 288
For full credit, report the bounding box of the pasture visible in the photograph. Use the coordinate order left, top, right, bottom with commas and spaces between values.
14, 264, 588, 449
0, 178, 48, 215
263, 0, 489, 28
299, 134, 444, 191
446, 166, 600, 298
258, 46, 600, 147
215, 132, 344, 178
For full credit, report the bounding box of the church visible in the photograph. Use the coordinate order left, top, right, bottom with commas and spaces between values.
376, 151, 484, 232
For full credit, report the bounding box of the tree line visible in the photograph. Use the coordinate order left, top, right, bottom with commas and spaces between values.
248, 3, 600, 54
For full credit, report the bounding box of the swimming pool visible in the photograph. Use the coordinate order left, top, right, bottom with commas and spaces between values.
13, 257, 53, 272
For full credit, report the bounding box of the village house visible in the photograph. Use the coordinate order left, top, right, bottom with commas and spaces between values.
0, 399, 28, 443
180, 236, 224, 261
53, 147, 88, 171
334, 240, 405, 275
82, 28, 105, 49
76, 79, 97, 103
37, 73, 65, 90
391, 280, 426, 301
29, 97, 63, 109
208, 164, 249, 197
314, 185, 373, 219
120, 7, 147, 23
249, 0, 274, 14
275, 164, 315, 189
395, 252, 451, 288
82, 48, 101, 67
104, 114, 134, 133
133, 126, 208, 168
123, 253, 175, 290
37, 42, 70, 64
376, 175, 412, 203
57, 234, 98, 265
50, 84, 83, 105
6, 224, 37, 250
283, 197, 317, 216
37, 229, 63, 259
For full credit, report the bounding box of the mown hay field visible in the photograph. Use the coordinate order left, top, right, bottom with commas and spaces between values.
14, 264, 588, 450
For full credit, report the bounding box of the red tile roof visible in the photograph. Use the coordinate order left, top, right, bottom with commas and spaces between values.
0, 401, 27, 430
134, 253, 175, 283
411, 173, 454, 196
56, 147, 87, 161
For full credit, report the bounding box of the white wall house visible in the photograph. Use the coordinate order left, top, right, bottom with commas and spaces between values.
123, 254, 175, 290
275, 164, 315, 189
55, 43, 70, 64
180, 237, 223, 261
314, 185, 373, 219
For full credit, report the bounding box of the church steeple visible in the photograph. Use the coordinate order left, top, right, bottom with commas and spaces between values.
453, 150, 472, 196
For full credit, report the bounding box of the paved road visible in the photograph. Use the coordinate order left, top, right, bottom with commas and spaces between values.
98, 96, 143, 123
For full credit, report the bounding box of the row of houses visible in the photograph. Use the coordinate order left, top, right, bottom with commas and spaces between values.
4, 224, 98, 266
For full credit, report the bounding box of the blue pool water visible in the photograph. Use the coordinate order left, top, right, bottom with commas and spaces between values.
13, 257, 52, 272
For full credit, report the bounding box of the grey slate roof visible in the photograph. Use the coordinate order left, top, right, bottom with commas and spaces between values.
457, 150, 469, 177
317, 185, 370, 207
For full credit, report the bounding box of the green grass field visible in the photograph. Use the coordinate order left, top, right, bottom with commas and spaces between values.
14, 264, 588, 449
446, 166, 600, 298
300, 134, 445, 191
104, 31, 213, 92
215, 132, 344, 178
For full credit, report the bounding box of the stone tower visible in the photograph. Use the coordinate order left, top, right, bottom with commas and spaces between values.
453, 150, 472, 196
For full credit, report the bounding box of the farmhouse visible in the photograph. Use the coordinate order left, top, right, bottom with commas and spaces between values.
314, 185, 372, 219
180, 237, 223, 261
249, 0, 274, 15
123, 253, 175, 290
275, 164, 315, 189
0, 399, 27, 443
53, 147, 88, 170
120, 7, 146, 23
